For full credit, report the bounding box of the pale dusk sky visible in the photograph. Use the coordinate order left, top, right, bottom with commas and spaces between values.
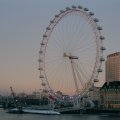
0, 0, 120, 95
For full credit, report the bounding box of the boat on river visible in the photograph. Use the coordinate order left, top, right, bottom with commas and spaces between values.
8, 107, 60, 115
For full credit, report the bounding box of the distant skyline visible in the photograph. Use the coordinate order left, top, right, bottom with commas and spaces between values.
0, 0, 120, 95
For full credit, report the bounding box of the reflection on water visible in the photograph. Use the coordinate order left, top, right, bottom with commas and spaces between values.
0, 109, 119, 120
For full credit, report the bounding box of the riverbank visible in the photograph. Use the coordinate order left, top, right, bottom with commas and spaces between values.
60, 108, 120, 115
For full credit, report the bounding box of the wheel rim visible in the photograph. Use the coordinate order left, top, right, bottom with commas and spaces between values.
39, 6, 105, 98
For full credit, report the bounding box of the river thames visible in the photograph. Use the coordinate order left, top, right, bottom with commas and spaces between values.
0, 109, 119, 120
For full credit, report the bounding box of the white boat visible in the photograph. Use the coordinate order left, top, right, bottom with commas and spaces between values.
8, 107, 60, 115
23, 109, 60, 115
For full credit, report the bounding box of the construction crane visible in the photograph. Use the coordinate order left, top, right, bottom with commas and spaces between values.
10, 86, 15, 98
9, 86, 23, 112
10, 86, 17, 107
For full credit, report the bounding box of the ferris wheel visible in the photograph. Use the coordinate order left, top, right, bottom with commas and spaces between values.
38, 5, 105, 100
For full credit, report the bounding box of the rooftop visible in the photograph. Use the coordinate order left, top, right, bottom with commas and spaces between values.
101, 81, 120, 90
107, 52, 120, 58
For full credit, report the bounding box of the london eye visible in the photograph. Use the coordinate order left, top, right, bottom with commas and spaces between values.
38, 5, 105, 102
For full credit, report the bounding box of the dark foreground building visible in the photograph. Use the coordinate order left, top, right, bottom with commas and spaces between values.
100, 81, 120, 108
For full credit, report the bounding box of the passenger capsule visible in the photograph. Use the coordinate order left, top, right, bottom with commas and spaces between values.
78, 5, 82, 9
97, 68, 102, 72
60, 10, 64, 13
43, 89, 48, 93
50, 20, 54, 23
84, 8, 89, 11
72, 5, 76, 8
41, 42, 45, 45
94, 18, 99, 22
46, 27, 51, 30
38, 67, 43, 71
100, 57, 105, 61
94, 79, 99, 82
43, 34, 47, 37
39, 51, 43, 54
38, 59, 43, 62
55, 14, 59, 18
100, 36, 105, 40
66, 7, 71, 10
97, 26, 103, 30
101, 46, 106, 50
41, 82, 46, 86
40, 75, 44, 78
89, 12, 94, 16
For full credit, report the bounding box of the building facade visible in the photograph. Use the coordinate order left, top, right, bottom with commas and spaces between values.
106, 52, 120, 82
100, 81, 120, 108
100, 52, 120, 108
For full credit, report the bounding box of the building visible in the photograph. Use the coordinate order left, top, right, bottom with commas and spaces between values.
106, 52, 120, 82
100, 52, 120, 108
100, 81, 120, 108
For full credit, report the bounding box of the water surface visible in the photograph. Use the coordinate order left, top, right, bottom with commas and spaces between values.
0, 109, 119, 120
